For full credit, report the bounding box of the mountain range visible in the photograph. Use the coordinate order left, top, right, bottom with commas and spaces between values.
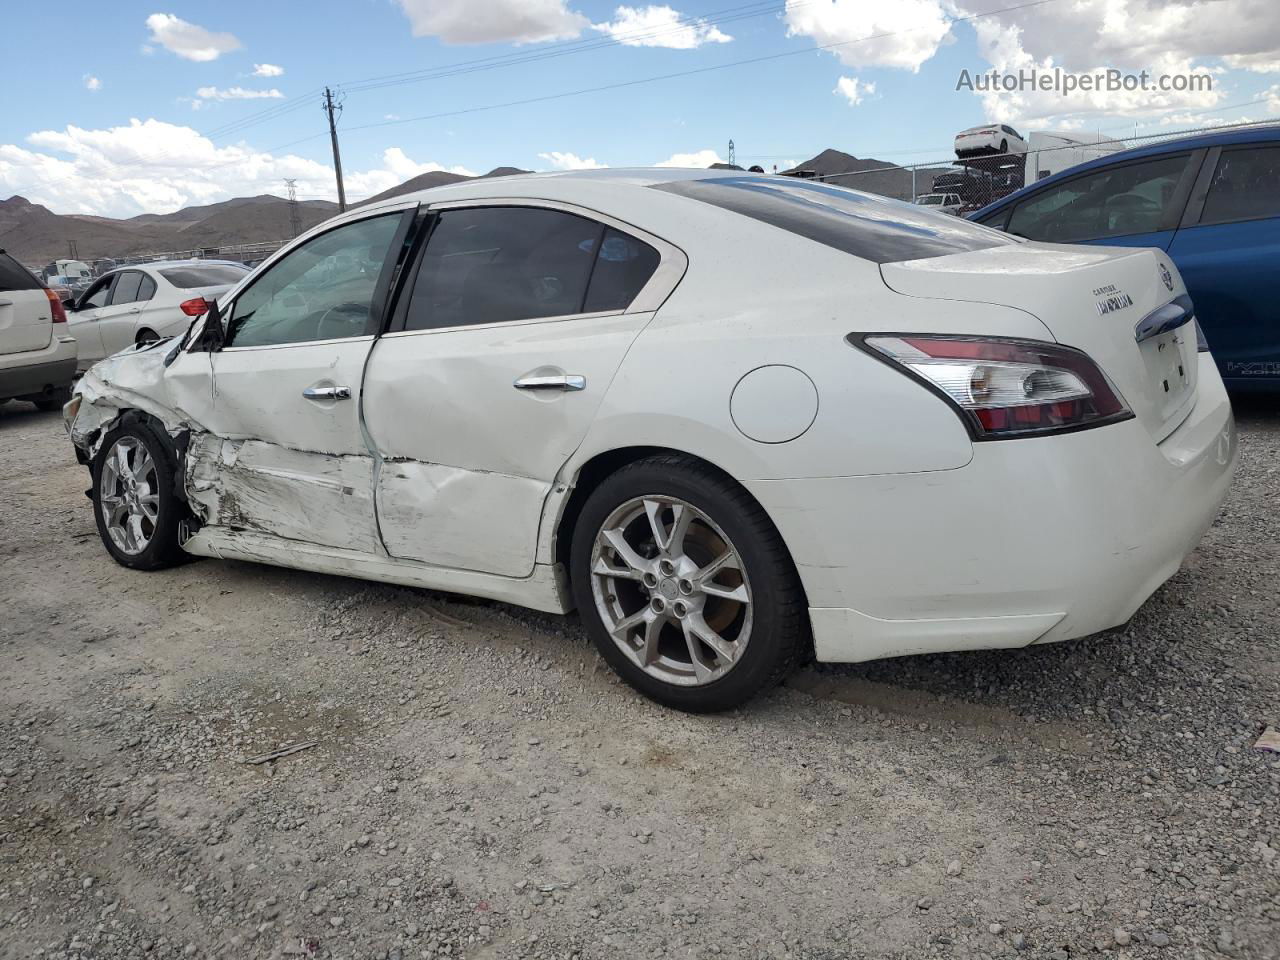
0, 152, 952, 265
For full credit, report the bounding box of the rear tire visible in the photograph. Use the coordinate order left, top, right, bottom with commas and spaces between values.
91, 420, 187, 570
32, 386, 71, 412
570, 455, 808, 712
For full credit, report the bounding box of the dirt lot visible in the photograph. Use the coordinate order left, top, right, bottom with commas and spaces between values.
1, 399, 1277, 960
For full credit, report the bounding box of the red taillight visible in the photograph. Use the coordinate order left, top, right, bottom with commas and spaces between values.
44, 288, 67, 324
855, 334, 1132, 440
180, 297, 210, 317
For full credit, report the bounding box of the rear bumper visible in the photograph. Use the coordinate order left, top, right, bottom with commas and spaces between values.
0, 336, 78, 400
746, 354, 1236, 663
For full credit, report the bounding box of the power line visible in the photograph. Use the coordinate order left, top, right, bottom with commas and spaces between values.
329, 0, 1061, 140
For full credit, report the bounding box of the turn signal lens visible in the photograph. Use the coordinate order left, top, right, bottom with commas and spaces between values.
857, 334, 1132, 439
180, 297, 210, 317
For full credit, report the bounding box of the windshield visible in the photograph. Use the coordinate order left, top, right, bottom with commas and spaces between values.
654, 177, 1016, 264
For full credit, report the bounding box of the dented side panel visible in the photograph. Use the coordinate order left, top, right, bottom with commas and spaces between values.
376, 460, 546, 577
186, 434, 380, 553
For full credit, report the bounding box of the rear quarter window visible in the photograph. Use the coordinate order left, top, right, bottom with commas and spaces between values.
0, 252, 42, 292
652, 177, 1017, 263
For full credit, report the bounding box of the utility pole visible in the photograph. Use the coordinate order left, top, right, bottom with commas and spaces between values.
323, 87, 347, 212
284, 178, 301, 238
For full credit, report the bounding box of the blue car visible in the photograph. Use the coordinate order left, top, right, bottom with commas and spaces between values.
970, 126, 1280, 392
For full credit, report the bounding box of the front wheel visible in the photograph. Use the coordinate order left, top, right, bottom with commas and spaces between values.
91, 421, 187, 570
570, 455, 808, 712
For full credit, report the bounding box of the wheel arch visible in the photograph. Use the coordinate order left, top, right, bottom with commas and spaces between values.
551, 445, 809, 612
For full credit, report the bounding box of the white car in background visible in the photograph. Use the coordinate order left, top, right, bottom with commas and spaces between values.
64, 170, 1235, 712
68, 260, 249, 372
914, 192, 963, 215
0, 249, 77, 409
955, 123, 1029, 158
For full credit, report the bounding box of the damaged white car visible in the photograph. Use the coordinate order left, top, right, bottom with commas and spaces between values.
65, 170, 1236, 711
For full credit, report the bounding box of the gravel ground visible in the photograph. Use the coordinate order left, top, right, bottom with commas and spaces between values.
1, 398, 1277, 960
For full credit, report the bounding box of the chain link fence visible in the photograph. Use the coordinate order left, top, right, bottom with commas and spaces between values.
787, 118, 1279, 215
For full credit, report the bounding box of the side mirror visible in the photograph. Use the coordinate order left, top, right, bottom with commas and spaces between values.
191, 299, 226, 353
62, 298, 77, 310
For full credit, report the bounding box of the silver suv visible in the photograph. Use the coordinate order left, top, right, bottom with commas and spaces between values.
0, 250, 78, 410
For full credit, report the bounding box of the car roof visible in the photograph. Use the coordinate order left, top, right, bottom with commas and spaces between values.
361, 166, 765, 211
973, 122, 1280, 216
105, 259, 249, 276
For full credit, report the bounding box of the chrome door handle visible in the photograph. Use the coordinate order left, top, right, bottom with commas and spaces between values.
302, 385, 352, 401
127, 307, 141, 315
513, 374, 586, 392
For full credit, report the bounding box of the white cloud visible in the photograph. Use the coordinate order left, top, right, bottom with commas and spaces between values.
145, 13, 241, 62
194, 86, 286, 102
345, 147, 478, 199
957, 0, 1280, 77
539, 151, 607, 170
83, 75, 101, 92
593, 5, 732, 49
656, 149, 725, 167
966, 14, 1223, 126
252, 63, 284, 77
383, 113, 401, 121
396, 0, 587, 45
834, 76, 875, 106
1269, 84, 1280, 113
784, 0, 951, 72
0, 119, 474, 220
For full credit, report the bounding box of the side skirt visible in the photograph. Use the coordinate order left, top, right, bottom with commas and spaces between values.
182, 527, 572, 614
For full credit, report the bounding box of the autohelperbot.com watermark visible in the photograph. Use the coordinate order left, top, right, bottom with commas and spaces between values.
956, 67, 1214, 96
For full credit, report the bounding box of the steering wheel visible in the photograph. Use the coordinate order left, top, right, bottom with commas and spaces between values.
313, 301, 369, 340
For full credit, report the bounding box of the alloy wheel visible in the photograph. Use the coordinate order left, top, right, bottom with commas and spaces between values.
98, 436, 159, 556
589, 495, 753, 687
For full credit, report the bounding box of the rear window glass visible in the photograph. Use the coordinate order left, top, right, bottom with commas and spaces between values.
652, 177, 1016, 264
0, 252, 42, 292
159, 264, 249, 288
1201, 145, 1280, 226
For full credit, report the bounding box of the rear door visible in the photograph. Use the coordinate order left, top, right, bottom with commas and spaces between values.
1000, 151, 1203, 252
1168, 142, 1280, 387
362, 201, 684, 577
196, 208, 414, 554
0, 251, 51, 356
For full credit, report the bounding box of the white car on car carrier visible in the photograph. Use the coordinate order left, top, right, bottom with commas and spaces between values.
64, 169, 1236, 711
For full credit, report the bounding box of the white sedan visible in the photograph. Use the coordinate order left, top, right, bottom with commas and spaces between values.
68, 260, 249, 371
64, 169, 1236, 711
955, 123, 1029, 158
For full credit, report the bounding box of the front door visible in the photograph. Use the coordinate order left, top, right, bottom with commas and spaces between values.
362, 202, 681, 578
193, 208, 413, 554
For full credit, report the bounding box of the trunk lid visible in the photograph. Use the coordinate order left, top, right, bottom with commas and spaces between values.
881, 242, 1198, 443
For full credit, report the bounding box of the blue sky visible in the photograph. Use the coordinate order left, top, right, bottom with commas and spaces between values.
1, 0, 1276, 216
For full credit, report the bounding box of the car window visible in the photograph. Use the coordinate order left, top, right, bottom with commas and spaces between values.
1199, 145, 1280, 226
138, 274, 157, 301
81, 275, 115, 309
227, 214, 401, 348
583, 227, 661, 313
160, 264, 249, 287
110, 271, 144, 305
1005, 154, 1189, 242
404, 206, 603, 331
654, 177, 1016, 264
0, 252, 41, 292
